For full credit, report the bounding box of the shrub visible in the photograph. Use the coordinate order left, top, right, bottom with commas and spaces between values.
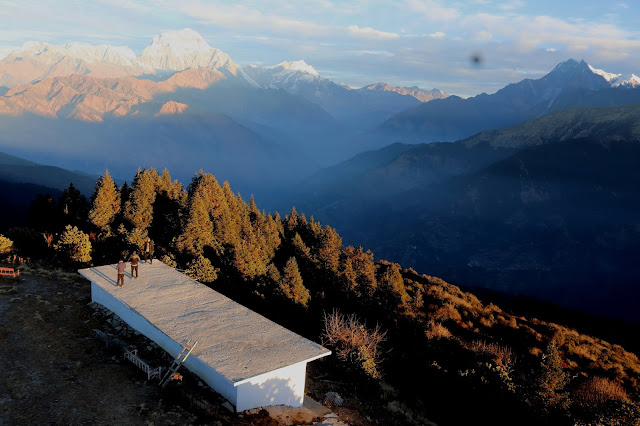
424, 320, 452, 340
185, 255, 219, 283
160, 254, 177, 268
0, 235, 13, 254
322, 310, 386, 380
53, 225, 91, 263
432, 303, 462, 323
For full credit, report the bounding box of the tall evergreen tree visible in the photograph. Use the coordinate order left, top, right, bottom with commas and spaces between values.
59, 183, 89, 229
124, 168, 159, 248
176, 191, 217, 256
89, 171, 120, 235
280, 257, 310, 307
124, 168, 158, 232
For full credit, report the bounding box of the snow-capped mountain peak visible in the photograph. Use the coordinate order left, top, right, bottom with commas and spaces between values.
138, 28, 237, 74
610, 73, 640, 88
267, 60, 319, 76
587, 63, 639, 88
588, 64, 621, 82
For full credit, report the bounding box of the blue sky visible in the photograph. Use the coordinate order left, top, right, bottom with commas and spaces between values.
1, 0, 639, 97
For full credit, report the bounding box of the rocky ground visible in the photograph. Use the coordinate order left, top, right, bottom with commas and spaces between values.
0, 267, 361, 425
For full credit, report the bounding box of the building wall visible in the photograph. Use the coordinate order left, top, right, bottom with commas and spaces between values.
235, 361, 307, 412
91, 282, 238, 406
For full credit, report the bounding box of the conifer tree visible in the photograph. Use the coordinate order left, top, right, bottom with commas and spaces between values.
280, 257, 310, 307
176, 191, 217, 256
124, 169, 159, 248
59, 183, 89, 228
340, 246, 377, 297
376, 261, 411, 311
317, 225, 342, 273
285, 206, 299, 234
89, 170, 120, 235
536, 342, 569, 410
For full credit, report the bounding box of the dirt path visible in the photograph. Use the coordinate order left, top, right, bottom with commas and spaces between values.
0, 270, 205, 425
0, 269, 359, 426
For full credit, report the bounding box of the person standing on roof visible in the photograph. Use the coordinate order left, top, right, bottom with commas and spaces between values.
116, 260, 126, 287
129, 251, 140, 279
144, 237, 154, 264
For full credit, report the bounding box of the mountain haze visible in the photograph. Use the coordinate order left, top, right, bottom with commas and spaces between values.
299, 103, 640, 321
370, 59, 639, 149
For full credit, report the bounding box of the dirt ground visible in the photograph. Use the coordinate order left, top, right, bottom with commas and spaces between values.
0, 268, 364, 425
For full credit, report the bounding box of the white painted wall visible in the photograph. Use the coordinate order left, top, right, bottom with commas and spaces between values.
91, 282, 238, 406
235, 361, 307, 412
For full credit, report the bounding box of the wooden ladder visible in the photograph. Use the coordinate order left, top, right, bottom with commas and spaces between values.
159, 339, 198, 388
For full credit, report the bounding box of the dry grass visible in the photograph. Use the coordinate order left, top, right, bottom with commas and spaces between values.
574, 377, 629, 407
425, 320, 452, 340
470, 340, 517, 368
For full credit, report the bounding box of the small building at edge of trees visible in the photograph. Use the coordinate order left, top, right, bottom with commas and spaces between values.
79, 261, 330, 412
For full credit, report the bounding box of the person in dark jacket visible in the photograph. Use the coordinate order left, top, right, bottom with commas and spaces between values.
116, 260, 126, 287
129, 251, 140, 279
144, 238, 154, 264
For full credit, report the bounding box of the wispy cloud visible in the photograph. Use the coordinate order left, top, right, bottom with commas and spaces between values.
347, 25, 399, 39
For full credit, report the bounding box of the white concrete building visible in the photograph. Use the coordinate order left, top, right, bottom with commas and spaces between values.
79, 261, 330, 412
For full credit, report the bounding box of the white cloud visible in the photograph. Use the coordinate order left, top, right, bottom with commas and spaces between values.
347, 25, 399, 39
429, 31, 446, 38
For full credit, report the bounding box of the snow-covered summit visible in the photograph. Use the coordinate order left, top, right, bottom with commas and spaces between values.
240, 59, 323, 90
265, 60, 319, 76
588, 64, 640, 88
588, 64, 621, 82
7, 40, 138, 66
610, 73, 640, 88
138, 28, 237, 74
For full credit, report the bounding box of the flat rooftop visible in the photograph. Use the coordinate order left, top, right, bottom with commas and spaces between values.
79, 261, 330, 383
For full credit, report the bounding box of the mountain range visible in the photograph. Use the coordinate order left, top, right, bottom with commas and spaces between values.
368, 59, 640, 150
2, 29, 640, 322
297, 103, 640, 322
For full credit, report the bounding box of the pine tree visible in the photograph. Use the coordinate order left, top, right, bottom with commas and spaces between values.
125, 169, 159, 248
59, 183, 89, 228
89, 170, 120, 235
536, 342, 569, 410
280, 257, 310, 307
340, 246, 377, 297
176, 191, 217, 256
376, 261, 411, 311
285, 206, 299, 235
124, 168, 158, 232
317, 225, 342, 273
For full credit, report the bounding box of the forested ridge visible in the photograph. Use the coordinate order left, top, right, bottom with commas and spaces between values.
3, 167, 640, 425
